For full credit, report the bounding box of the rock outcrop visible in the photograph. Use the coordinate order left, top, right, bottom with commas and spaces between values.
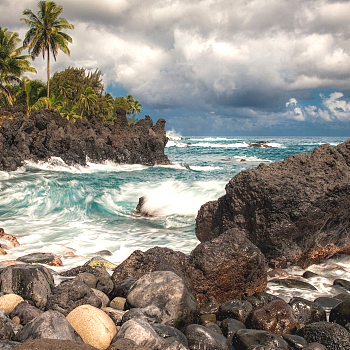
196, 139, 350, 268
0, 107, 170, 171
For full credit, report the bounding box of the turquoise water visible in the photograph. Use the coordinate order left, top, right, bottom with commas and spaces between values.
1, 133, 350, 301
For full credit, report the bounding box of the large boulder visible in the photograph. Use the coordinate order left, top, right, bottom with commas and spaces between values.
126, 271, 197, 330
195, 139, 350, 268
0, 108, 170, 171
46, 280, 101, 316
0, 265, 54, 310
14, 310, 83, 343
10, 302, 43, 325
186, 229, 266, 307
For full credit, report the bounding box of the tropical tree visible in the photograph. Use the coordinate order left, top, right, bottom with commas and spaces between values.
21, 1, 74, 100
0, 27, 36, 105
79, 86, 97, 118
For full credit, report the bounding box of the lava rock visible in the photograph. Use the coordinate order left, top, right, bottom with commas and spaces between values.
282, 334, 308, 349
112, 277, 138, 298
329, 301, 350, 327
218, 299, 253, 323
185, 324, 229, 350
0, 265, 54, 310
186, 229, 267, 307
46, 280, 101, 316
195, 139, 350, 268
126, 271, 197, 330
16, 252, 63, 267
289, 297, 326, 325
250, 300, 298, 335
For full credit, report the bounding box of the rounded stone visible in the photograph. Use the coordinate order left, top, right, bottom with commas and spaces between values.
0, 294, 24, 315
66, 305, 117, 350
109, 297, 126, 311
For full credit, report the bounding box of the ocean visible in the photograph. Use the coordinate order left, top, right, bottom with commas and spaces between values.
1, 133, 350, 303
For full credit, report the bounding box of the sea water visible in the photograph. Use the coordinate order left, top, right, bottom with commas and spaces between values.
0, 133, 349, 301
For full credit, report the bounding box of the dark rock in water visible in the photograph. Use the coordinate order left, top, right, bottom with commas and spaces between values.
298, 321, 350, 350
333, 293, 350, 302
10, 302, 43, 325
16, 252, 63, 267
329, 301, 350, 327
333, 279, 350, 291
46, 280, 101, 316
232, 329, 289, 350
0, 108, 170, 172
12, 339, 98, 350
250, 300, 298, 335
14, 310, 83, 343
268, 278, 317, 290
185, 324, 229, 350
0, 340, 20, 350
282, 334, 308, 349
126, 271, 197, 330
314, 296, 342, 309
111, 247, 190, 292
186, 229, 267, 307
289, 297, 326, 325
303, 271, 319, 279
218, 299, 253, 323
0, 265, 54, 310
195, 139, 350, 268
248, 141, 271, 148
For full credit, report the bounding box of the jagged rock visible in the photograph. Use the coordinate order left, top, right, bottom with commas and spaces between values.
14, 310, 83, 343
186, 229, 266, 307
297, 321, 350, 350
195, 139, 350, 268
66, 305, 117, 350
0, 108, 170, 172
46, 280, 101, 316
111, 247, 191, 294
289, 297, 326, 325
126, 271, 197, 330
10, 302, 43, 325
16, 252, 63, 267
0, 229, 20, 249
0, 265, 54, 310
12, 339, 98, 350
185, 324, 229, 350
83, 257, 117, 269
250, 300, 298, 335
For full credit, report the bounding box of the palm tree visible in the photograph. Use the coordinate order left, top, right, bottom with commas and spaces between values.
21, 1, 74, 101
0, 27, 36, 105
79, 86, 97, 118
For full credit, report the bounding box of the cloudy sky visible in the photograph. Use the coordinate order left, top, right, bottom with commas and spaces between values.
1, 0, 350, 136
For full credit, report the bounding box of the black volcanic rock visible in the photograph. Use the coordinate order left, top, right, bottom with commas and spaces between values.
0, 108, 170, 171
195, 139, 350, 268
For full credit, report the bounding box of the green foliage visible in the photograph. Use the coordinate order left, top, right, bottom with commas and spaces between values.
21, 1, 74, 98
0, 27, 36, 106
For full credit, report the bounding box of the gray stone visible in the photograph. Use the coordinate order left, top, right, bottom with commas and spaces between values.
289, 297, 326, 325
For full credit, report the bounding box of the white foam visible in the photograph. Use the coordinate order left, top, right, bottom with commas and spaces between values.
166, 129, 183, 140
189, 165, 221, 171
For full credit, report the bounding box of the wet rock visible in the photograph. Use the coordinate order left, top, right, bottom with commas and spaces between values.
333, 279, 350, 291
0, 248, 6, 255
10, 302, 43, 325
66, 305, 117, 350
84, 257, 117, 269
152, 324, 188, 348
186, 229, 266, 307
126, 271, 197, 330
267, 269, 289, 278
185, 324, 229, 350
203, 322, 223, 335
12, 339, 98, 350
0, 295, 24, 315
314, 296, 342, 309
250, 300, 298, 335
221, 318, 245, 346
195, 139, 350, 268
268, 279, 317, 290
329, 301, 350, 327
111, 247, 190, 294
199, 314, 216, 325
46, 280, 101, 316
112, 277, 138, 298
14, 310, 83, 343
121, 306, 162, 325
0, 229, 20, 249
298, 321, 350, 350
244, 292, 280, 309
303, 271, 319, 279
232, 329, 289, 350
218, 299, 253, 323
0, 265, 54, 310
282, 334, 308, 349
0, 109, 170, 171
16, 252, 63, 267
289, 297, 326, 325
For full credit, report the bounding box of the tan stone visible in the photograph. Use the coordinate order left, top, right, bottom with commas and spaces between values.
0, 293, 24, 314
109, 297, 126, 311
66, 305, 117, 350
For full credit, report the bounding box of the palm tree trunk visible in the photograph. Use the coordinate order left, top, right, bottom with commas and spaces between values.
46, 46, 50, 107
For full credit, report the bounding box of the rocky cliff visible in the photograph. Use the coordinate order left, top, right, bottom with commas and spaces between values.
0, 107, 170, 171
196, 139, 350, 268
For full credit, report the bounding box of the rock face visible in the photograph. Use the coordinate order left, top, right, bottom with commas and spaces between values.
196, 139, 350, 268
0, 107, 170, 171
